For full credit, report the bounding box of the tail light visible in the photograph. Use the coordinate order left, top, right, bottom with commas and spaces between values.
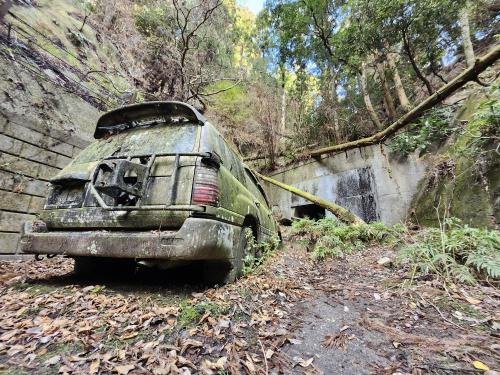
191, 164, 220, 206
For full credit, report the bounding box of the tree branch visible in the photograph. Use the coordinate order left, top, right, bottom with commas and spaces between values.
302, 45, 500, 158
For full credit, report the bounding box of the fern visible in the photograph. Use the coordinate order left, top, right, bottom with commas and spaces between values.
398, 218, 500, 284
292, 218, 405, 260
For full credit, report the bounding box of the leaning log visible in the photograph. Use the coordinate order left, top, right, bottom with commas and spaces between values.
304, 45, 500, 158
256, 172, 365, 225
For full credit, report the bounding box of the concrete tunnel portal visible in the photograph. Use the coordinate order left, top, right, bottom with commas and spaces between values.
262, 144, 429, 225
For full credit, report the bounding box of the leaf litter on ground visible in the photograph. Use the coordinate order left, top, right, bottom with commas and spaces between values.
0, 226, 498, 374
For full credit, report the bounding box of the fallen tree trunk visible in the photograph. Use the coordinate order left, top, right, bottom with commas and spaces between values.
256, 172, 365, 225
304, 45, 500, 158
244, 143, 319, 162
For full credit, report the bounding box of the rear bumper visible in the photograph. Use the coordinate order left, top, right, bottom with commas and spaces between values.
20, 218, 241, 261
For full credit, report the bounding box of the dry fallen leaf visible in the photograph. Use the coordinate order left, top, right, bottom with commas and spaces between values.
465, 296, 482, 305
89, 359, 100, 374
287, 338, 302, 345
472, 360, 490, 371
115, 364, 135, 374
0, 330, 18, 341
121, 332, 139, 340
180, 338, 203, 355
294, 356, 314, 368
44, 355, 61, 366
323, 332, 352, 349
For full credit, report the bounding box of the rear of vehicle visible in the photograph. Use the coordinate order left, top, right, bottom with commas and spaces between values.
20, 102, 243, 276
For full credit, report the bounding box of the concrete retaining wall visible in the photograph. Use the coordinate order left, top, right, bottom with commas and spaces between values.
263, 145, 429, 225
0, 55, 98, 254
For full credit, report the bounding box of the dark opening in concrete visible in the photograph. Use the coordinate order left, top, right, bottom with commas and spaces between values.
293, 204, 325, 220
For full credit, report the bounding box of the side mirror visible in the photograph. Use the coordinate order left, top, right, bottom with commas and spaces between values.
201, 152, 222, 169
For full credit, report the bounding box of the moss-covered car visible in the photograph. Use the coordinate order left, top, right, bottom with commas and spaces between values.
20, 101, 280, 283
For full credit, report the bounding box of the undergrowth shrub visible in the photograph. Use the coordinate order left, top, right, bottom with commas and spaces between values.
398, 218, 500, 284
291, 218, 406, 260
292, 217, 499, 284
389, 105, 458, 156
243, 229, 281, 275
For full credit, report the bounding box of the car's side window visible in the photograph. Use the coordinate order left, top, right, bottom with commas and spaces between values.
218, 136, 245, 183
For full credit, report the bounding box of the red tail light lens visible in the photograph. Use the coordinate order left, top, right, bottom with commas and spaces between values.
191, 165, 220, 206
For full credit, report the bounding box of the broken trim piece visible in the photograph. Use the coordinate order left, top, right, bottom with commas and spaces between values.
94, 101, 207, 139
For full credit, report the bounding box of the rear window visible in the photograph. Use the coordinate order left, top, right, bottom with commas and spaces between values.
73, 124, 198, 163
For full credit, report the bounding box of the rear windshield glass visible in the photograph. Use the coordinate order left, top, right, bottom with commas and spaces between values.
74, 123, 198, 163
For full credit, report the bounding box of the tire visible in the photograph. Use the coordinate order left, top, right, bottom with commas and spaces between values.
73, 257, 136, 277
203, 226, 251, 285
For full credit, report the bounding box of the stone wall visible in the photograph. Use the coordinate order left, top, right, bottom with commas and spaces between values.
0, 55, 99, 254
263, 144, 429, 225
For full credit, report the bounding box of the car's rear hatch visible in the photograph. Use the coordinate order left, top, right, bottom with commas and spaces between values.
41, 102, 206, 230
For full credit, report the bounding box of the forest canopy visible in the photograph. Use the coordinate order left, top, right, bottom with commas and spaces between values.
89, 0, 498, 168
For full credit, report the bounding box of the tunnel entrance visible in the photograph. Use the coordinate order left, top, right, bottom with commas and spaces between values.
292, 204, 326, 220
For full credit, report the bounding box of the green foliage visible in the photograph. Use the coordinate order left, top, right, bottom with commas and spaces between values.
451, 88, 500, 160
398, 218, 500, 284
207, 81, 252, 128
292, 218, 406, 259
178, 301, 229, 326
293, 216, 500, 284
134, 5, 168, 37
242, 229, 281, 275
389, 106, 458, 156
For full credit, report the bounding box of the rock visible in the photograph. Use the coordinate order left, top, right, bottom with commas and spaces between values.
485, 371, 500, 375
377, 256, 392, 267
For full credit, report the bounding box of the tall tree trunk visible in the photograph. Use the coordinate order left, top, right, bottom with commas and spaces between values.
402, 29, 433, 95
360, 62, 382, 129
304, 45, 500, 158
386, 52, 411, 111
280, 86, 286, 136
329, 68, 341, 142
279, 66, 287, 140
332, 96, 341, 143
460, 4, 475, 67
376, 61, 397, 120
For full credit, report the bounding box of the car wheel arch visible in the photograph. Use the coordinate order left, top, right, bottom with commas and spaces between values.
242, 215, 259, 242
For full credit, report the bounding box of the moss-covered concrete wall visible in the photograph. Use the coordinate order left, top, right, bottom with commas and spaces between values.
411, 88, 499, 229
0, 0, 134, 254
263, 144, 429, 225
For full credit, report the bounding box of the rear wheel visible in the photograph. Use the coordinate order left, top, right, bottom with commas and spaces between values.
73, 257, 136, 277
203, 226, 251, 285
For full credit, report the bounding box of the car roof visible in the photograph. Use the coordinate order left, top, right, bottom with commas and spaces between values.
94, 101, 207, 139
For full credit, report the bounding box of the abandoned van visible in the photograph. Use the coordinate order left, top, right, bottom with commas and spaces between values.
20, 101, 280, 283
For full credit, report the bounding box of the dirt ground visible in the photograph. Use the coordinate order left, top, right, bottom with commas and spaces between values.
0, 229, 498, 375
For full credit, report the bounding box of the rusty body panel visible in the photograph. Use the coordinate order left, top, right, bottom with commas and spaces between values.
20, 101, 279, 280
